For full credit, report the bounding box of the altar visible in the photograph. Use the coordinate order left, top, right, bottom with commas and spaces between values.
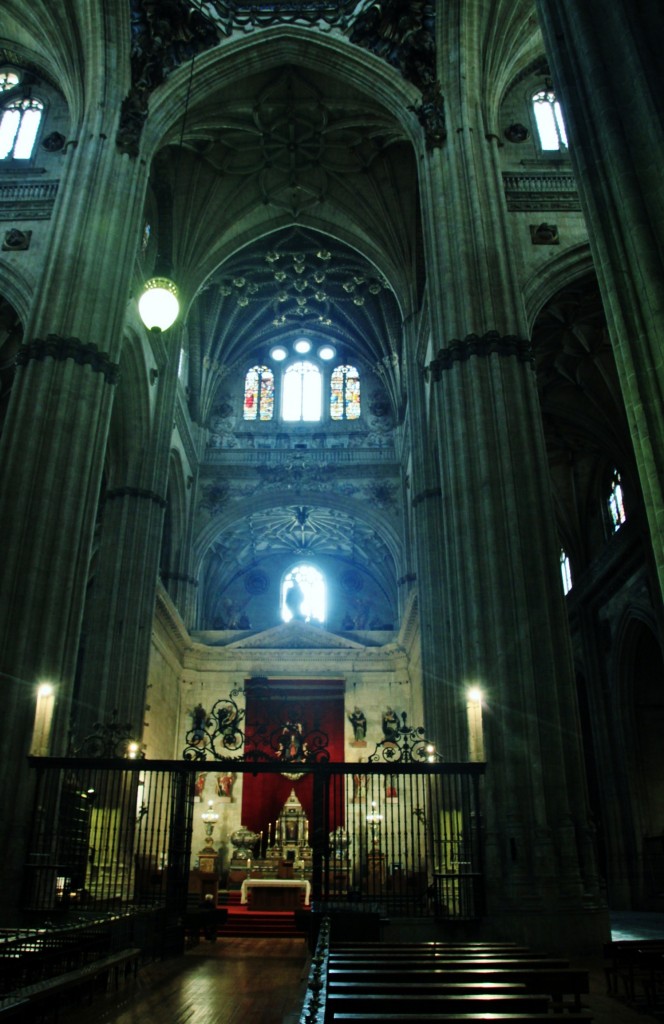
240, 877, 311, 910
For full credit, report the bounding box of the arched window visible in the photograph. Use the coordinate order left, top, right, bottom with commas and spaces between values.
282, 360, 322, 421
281, 563, 325, 624
0, 97, 44, 159
330, 364, 360, 420
243, 365, 274, 421
560, 549, 573, 595
532, 88, 567, 151
608, 467, 627, 532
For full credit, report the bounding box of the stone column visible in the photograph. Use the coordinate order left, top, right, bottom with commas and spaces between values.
74, 333, 183, 743
0, 128, 147, 896
535, 0, 664, 597
413, 10, 606, 941
402, 319, 458, 757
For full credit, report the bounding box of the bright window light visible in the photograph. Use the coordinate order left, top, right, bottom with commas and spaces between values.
282, 360, 322, 421
281, 564, 326, 624
0, 98, 43, 159
532, 89, 568, 151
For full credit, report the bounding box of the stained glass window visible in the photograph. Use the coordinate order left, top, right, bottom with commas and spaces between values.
0, 97, 44, 159
243, 365, 274, 421
532, 88, 567, 151
560, 549, 572, 595
330, 364, 360, 420
608, 468, 626, 532
282, 360, 322, 421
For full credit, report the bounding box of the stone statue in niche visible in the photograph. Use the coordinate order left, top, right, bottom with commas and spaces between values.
190, 703, 208, 746
348, 707, 367, 745
352, 758, 367, 802
382, 707, 400, 740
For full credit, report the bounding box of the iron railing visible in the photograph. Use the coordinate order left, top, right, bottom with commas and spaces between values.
24, 759, 484, 922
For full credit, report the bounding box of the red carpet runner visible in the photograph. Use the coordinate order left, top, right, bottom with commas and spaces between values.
217, 891, 310, 938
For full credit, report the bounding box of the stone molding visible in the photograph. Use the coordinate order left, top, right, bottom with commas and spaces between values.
155, 582, 193, 657
429, 332, 533, 381
175, 390, 202, 469
412, 487, 441, 508
397, 588, 419, 655
15, 334, 120, 384
161, 571, 198, 587
502, 172, 580, 212
106, 486, 167, 509
0, 178, 59, 221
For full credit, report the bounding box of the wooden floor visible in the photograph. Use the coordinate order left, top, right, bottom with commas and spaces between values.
60, 938, 310, 1024
54, 927, 664, 1024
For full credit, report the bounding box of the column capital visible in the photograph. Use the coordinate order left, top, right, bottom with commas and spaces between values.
16, 335, 120, 384
429, 331, 533, 381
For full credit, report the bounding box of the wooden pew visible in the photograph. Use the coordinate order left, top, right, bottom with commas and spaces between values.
327, 967, 590, 1012
603, 939, 664, 1002
332, 1014, 594, 1023
328, 956, 570, 970
324, 991, 551, 1023
0, 948, 141, 1023
332, 943, 532, 953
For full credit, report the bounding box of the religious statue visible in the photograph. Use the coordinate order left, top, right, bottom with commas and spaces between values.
194, 772, 206, 800
190, 703, 208, 746
217, 771, 235, 800
382, 707, 400, 740
277, 721, 308, 763
348, 707, 367, 742
352, 758, 367, 802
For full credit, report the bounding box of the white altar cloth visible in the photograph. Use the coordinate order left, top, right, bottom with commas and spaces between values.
240, 878, 311, 905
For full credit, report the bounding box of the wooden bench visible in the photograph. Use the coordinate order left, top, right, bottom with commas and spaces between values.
331, 1014, 594, 1023
327, 968, 590, 1012
325, 992, 551, 1022
0, 948, 141, 1022
603, 939, 664, 1002
328, 957, 570, 970
332, 943, 533, 954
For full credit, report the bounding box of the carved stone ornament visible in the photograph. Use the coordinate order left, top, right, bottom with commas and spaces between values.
117, 0, 221, 156
410, 80, 446, 150
530, 222, 559, 245
41, 131, 66, 152
2, 229, 31, 251
350, 0, 443, 150
429, 332, 534, 380
505, 123, 529, 143
349, 0, 436, 93
15, 335, 121, 384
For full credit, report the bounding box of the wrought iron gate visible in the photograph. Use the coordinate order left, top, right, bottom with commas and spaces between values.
24, 758, 484, 921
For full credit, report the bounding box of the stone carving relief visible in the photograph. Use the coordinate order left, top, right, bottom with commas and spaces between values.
118, 0, 220, 156
349, 0, 445, 149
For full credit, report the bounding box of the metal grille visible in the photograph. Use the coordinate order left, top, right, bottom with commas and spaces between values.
24, 762, 194, 913
315, 763, 484, 919
24, 759, 483, 921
